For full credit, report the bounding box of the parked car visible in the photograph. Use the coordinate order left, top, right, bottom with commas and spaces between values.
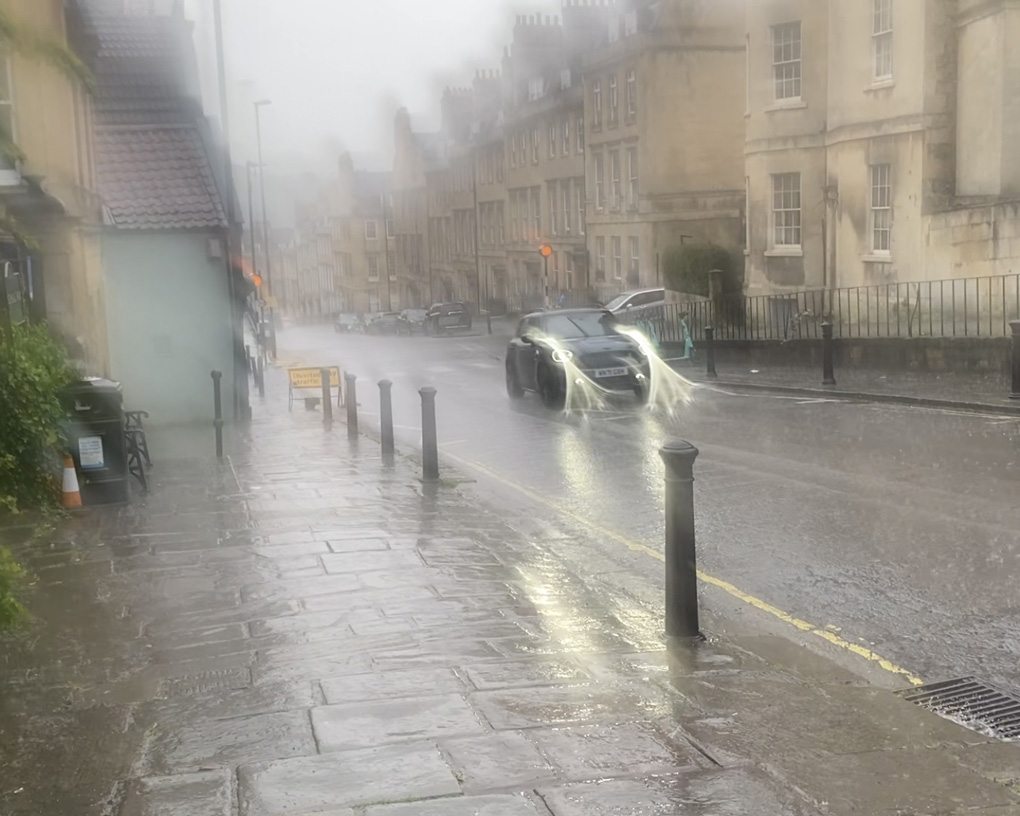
398, 308, 428, 334
505, 308, 650, 409
334, 312, 362, 333
365, 311, 403, 335
604, 288, 665, 315
425, 302, 472, 334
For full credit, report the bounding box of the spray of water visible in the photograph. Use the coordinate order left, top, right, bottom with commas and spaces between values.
528, 326, 696, 417
616, 326, 697, 415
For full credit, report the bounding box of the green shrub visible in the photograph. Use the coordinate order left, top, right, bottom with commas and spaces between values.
662, 243, 742, 297
0, 544, 25, 629
0, 323, 75, 514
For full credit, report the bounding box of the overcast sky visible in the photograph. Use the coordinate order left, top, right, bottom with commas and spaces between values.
186, 0, 559, 176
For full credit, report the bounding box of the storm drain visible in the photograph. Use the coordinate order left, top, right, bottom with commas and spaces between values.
897, 676, 1020, 740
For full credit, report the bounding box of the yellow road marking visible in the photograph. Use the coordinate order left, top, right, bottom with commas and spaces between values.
445, 450, 924, 687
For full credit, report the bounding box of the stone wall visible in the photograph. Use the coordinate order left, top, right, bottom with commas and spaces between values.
925, 200, 1020, 281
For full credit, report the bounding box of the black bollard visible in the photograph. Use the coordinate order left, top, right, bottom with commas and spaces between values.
1011, 320, 1020, 400
420, 387, 439, 481
821, 321, 836, 386
379, 379, 394, 458
659, 441, 700, 639
320, 368, 333, 425
256, 354, 265, 397
486, 312, 492, 335
211, 370, 224, 460
245, 344, 253, 377
345, 373, 358, 440
705, 325, 717, 379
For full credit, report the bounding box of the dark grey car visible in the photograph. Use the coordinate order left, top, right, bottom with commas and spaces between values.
505, 308, 650, 409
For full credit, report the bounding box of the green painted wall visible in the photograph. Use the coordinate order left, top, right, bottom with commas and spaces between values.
102, 231, 235, 425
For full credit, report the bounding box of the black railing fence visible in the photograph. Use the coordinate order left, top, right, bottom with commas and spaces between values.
625, 274, 1020, 343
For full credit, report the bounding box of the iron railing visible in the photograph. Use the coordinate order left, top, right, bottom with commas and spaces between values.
627, 274, 1020, 343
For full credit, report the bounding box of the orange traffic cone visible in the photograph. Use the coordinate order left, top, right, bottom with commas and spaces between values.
61, 455, 82, 509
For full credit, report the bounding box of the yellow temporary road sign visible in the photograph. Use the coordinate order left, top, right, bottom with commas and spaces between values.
288, 366, 343, 410
289, 366, 340, 389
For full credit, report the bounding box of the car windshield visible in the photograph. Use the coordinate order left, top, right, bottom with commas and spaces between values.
603, 294, 631, 311
543, 312, 618, 339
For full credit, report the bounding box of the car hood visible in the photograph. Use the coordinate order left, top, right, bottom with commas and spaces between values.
562, 335, 640, 356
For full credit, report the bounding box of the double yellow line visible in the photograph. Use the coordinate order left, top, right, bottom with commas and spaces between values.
445, 450, 923, 687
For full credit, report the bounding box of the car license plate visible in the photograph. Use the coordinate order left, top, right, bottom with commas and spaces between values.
593, 367, 628, 378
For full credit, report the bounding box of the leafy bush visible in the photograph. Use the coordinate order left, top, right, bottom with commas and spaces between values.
0, 323, 75, 514
662, 243, 742, 297
0, 545, 25, 629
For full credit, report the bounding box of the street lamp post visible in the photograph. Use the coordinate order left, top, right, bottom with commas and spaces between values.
253, 100, 274, 356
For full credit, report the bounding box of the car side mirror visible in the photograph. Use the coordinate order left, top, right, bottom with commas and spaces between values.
520, 334, 534, 345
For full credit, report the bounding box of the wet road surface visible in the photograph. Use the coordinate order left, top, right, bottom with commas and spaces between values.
280, 323, 1020, 690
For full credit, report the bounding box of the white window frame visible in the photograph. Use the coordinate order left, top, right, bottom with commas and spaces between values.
627, 147, 638, 205
365, 220, 378, 240
549, 183, 559, 236
386, 219, 394, 238
593, 80, 602, 128
531, 128, 539, 164
562, 120, 570, 156
626, 69, 636, 119
510, 133, 517, 168
367, 255, 380, 281
772, 22, 802, 102
612, 236, 622, 280
628, 236, 639, 281
577, 117, 584, 152
532, 187, 541, 238
870, 163, 892, 254
548, 123, 557, 158
577, 184, 585, 235
610, 149, 621, 207
608, 75, 618, 124
596, 236, 606, 281
0, 47, 18, 181
771, 172, 801, 248
562, 181, 572, 234
872, 0, 893, 81
594, 152, 605, 212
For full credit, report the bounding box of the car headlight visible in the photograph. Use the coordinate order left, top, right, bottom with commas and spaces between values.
551, 349, 573, 364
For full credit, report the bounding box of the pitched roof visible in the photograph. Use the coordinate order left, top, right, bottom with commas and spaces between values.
84, 9, 227, 230
96, 126, 227, 230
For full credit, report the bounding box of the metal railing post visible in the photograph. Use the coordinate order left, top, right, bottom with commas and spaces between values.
822, 321, 836, 386
211, 370, 224, 460
320, 368, 333, 425
419, 386, 439, 481
659, 441, 700, 639
705, 325, 717, 379
1010, 320, 1020, 400
379, 379, 394, 458
256, 354, 265, 397
345, 373, 358, 439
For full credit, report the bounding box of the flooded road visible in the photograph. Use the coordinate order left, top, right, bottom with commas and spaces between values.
280, 323, 1020, 689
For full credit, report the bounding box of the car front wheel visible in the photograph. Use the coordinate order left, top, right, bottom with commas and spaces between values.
537, 365, 565, 410
506, 364, 524, 399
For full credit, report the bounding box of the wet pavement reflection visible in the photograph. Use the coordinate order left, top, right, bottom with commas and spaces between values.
0, 324, 1019, 814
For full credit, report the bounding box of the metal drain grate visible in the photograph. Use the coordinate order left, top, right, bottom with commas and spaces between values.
897, 676, 1020, 740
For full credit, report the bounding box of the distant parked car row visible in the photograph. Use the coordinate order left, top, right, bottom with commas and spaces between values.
333, 303, 473, 336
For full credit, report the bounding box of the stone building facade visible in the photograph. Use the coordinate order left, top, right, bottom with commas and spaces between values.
583, 0, 746, 300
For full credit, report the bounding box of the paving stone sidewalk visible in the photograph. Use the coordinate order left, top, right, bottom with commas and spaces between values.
2, 379, 1020, 815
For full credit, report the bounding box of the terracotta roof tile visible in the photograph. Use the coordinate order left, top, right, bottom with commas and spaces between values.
95, 126, 227, 230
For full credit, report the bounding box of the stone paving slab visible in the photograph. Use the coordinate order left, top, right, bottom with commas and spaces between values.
361, 794, 548, 815
320, 667, 467, 704
536, 768, 816, 816
237, 742, 462, 815
311, 693, 486, 750
120, 770, 233, 816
